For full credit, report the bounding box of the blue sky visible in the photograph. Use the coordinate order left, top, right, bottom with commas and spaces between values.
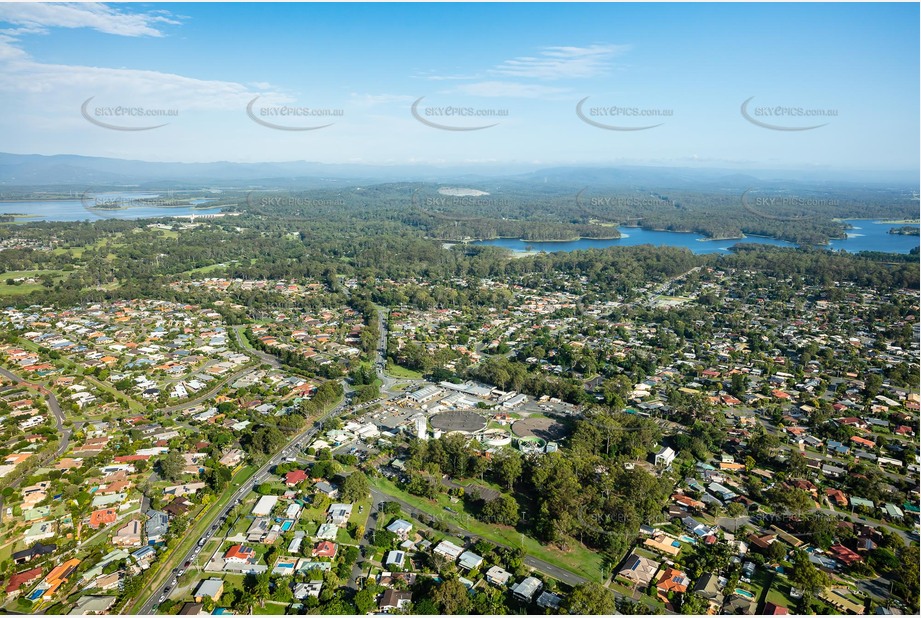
0, 2, 917, 174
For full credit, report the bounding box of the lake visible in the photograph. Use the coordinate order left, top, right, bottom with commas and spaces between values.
473, 220, 919, 255
0, 195, 223, 222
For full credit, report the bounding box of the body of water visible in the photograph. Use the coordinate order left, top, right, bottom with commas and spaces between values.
0, 196, 222, 222
473, 220, 919, 255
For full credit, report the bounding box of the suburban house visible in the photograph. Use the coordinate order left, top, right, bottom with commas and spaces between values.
312, 541, 337, 558
12, 542, 57, 564
112, 520, 143, 547
327, 503, 353, 527
146, 509, 169, 542
224, 545, 256, 563
618, 552, 660, 587
385, 519, 413, 540
379, 589, 412, 612
656, 567, 691, 594
536, 591, 562, 610
654, 445, 677, 467
4, 567, 43, 597
433, 540, 464, 562
485, 565, 513, 586
458, 551, 483, 571
293, 581, 323, 600
284, 470, 308, 486
511, 576, 543, 602
193, 578, 224, 602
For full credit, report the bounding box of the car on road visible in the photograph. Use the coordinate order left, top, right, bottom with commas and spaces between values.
177, 570, 184, 576
184, 561, 191, 568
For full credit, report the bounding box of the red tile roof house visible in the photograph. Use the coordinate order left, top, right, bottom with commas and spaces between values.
285, 470, 308, 487
850, 435, 876, 449
5, 567, 43, 596
829, 544, 863, 567
764, 602, 789, 615
837, 417, 868, 429
313, 541, 337, 558
89, 508, 118, 529
655, 567, 690, 594
826, 488, 849, 507
791, 479, 818, 496
224, 545, 256, 563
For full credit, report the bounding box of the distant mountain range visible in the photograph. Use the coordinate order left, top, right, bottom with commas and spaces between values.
0, 152, 916, 189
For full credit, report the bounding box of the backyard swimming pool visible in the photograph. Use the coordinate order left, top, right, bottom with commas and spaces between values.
734, 588, 756, 600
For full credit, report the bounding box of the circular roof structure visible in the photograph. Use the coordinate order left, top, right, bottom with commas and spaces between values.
511, 416, 568, 441
481, 428, 512, 447
430, 410, 487, 434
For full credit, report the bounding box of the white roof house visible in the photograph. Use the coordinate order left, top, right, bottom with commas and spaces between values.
252, 495, 278, 517
433, 540, 464, 562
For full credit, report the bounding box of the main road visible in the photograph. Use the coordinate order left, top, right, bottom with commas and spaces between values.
135, 392, 348, 614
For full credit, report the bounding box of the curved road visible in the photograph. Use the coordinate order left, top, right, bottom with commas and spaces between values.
230, 325, 282, 369
160, 364, 258, 414
0, 365, 72, 519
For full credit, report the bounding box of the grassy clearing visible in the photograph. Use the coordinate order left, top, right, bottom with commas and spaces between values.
385, 362, 422, 379
0, 269, 68, 296
369, 475, 603, 582
181, 262, 228, 276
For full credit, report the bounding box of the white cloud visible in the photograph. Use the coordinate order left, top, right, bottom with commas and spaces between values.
447, 81, 568, 99
0, 3, 180, 37
490, 44, 629, 80
0, 6, 283, 117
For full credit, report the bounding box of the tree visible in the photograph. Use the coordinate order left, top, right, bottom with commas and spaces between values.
311, 459, 336, 480
272, 577, 293, 603
159, 450, 184, 481
473, 586, 508, 614
340, 471, 369, 503
679, 593, 708, 614
431, 578, 471, 614
567, 582, 616, 615
479, 494, 520, 526
768, 487, 815, 517
244, 425, 285, 456
494, 449, 523, 490
789, 549, 831, 594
